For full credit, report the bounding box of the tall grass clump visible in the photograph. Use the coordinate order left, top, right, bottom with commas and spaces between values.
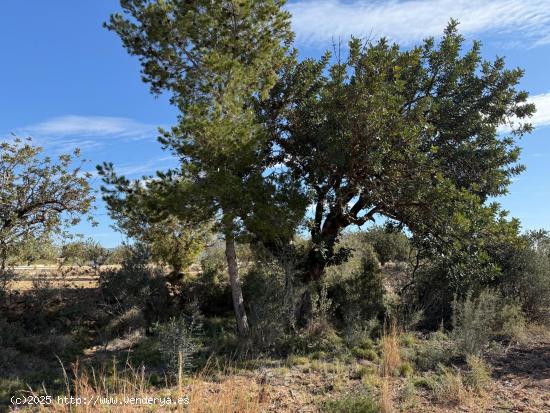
381, 320, 401, 377
465, 355, 492, 394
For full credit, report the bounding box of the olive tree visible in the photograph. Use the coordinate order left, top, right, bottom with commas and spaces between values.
0, 137, 93, 272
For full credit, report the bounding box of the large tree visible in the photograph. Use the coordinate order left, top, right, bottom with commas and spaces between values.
261, 21, 535, 282
0, 137, 93, 272
104, 0, 301, 336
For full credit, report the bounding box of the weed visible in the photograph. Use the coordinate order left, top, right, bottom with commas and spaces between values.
431, 365, 466, 405
465, 355, 492, 394
320, 394, 380, 413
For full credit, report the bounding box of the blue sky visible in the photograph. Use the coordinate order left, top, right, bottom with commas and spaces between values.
1, 0, 549, 247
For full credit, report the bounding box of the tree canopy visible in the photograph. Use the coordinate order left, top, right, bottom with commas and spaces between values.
260, 21, 535, 280
0, 137, 93, 271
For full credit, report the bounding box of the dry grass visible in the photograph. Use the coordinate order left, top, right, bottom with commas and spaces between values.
379, 320, 400, 413
380, 376, 393, 413
24, 358, 266, 413
432, 366, 467, 405
381, 320, 401, 377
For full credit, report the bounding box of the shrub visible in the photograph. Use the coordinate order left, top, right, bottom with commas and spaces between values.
399, 361, 414, 377
432, 365, 466, 405
497, 233, 550, 323
182, 245, 232, 317
451, 290, 498, 357
465, 355, 492, 394
352, 347, 379, 362
321, 394, 380, 413
292, 285, 343, 354
327, 243, 385, 337
99, 243, 170, 321
399, 260, 457, 330
497, 301, 526, 342
414, 330, 454, 371
242, 259, 298, 353
104, 306, 147, 339
154, 311, 202, 374
363, 226, 411, 265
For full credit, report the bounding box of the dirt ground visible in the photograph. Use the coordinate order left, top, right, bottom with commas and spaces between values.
224, 333, 550, 412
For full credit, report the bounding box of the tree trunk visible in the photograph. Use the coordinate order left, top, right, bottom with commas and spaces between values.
225, 234, 250, 337
0, 244, 7, 273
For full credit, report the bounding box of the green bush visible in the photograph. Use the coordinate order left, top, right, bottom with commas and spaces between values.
180, 245, 232, 317
154, 311, 202, 374
497, 231, 550, 323
242, 260, 298, 353
414, 330, 454, 371
451, 290, 498, 357
496, 301, 526, 342
363, 226, 411, 265
99, 243, 170, 321
327, 242, 385, 338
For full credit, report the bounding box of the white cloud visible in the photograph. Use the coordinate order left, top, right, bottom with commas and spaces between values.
115, 156, 177, 177
529, 92, 550, 130
24, 115, 158, 140
288, 0, 550, 47
13, 115, 161, 153
500, 91, 550, 133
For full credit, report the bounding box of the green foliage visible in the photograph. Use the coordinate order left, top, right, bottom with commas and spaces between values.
327, 240, 385, 336
401, 212, 524, 329
154, 310, 202, 374
104, 245, 132, 265
180, 244, 232, 316
99, 243, 170, 321
414, 331, 454, 371
399, 361, 414, 378
242, 260, 296, 353
497, 302, 526, 342
103, 0, 306, 337
451, 290, 499, 357
12, 236, 59, 265
0, 137, 93, 270
496, 230, 550, 323
465, 355, 492, 394
431, 365, 466, 404
61, 239, 110, 271
98, 164, 210, 277
364, 226, 410, 265
284, 285, 344, 355
262, 21, 534, 281
103, 0, 305, 241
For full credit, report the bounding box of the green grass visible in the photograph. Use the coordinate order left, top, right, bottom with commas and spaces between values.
320, 394, 380, 413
